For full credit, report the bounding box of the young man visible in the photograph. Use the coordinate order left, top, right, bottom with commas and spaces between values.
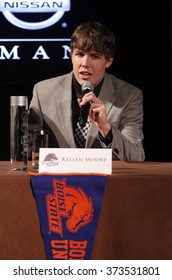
28, 21, 145, 161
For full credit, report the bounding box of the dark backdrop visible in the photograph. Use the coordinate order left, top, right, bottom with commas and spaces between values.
0, 1, 171, 161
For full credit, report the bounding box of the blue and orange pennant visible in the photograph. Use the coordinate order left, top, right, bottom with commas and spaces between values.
30, 174, 107, 260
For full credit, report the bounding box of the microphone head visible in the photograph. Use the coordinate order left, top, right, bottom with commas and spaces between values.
82, 82, 94, 92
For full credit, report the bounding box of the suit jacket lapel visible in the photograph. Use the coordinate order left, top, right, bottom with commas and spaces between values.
56, 72, 77, 147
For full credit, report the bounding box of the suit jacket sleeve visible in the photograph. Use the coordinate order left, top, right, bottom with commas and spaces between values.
98, 76, 145, 161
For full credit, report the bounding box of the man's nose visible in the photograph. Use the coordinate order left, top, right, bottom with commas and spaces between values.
81, 55, 90, 67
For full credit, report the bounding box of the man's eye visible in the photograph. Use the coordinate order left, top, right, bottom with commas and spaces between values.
76, 53, 83, 57
92, 55, 99, 59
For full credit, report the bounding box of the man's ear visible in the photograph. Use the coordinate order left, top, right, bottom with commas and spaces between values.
106, 58, 113, 69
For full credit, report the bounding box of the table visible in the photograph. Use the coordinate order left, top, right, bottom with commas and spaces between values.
0, 161, 172, 260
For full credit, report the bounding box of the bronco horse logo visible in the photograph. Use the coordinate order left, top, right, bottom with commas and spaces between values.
44, 153, 58, 161
65, 186, 94, 233
46, 178, 94, 235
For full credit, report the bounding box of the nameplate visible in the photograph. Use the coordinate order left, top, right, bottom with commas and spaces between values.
39, 148, 112, 174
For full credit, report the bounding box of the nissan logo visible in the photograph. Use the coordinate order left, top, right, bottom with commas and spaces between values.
0, 0, 70, 30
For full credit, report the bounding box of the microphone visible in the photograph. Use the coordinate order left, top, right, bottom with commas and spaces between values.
79, 82, 94, 127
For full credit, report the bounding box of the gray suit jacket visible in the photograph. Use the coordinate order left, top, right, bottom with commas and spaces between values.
29, 71, 145, 161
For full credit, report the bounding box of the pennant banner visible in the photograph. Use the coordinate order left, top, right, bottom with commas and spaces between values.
30, 174, 107, 260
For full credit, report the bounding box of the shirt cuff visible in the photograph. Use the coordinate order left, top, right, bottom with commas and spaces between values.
99, 129, 113, 146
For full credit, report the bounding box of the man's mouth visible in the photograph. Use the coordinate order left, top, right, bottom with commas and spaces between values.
80, 71, 91, 77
